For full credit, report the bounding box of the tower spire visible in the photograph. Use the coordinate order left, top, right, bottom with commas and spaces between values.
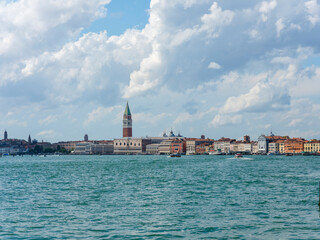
124, 101, 131, 116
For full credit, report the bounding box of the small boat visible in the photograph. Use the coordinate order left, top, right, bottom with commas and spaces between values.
209, 150, 225, 155
169, 153, 181, 157
234, 153, 243, 158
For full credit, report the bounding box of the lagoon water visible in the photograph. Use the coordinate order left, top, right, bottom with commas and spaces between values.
1, 155, 320, 239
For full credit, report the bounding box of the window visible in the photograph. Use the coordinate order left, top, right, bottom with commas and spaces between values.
119, 143, 121, 146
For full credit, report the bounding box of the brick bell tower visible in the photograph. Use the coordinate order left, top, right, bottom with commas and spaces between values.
123, 101, 132, 138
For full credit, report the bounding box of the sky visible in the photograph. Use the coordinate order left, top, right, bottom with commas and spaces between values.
0, 0, 320, 142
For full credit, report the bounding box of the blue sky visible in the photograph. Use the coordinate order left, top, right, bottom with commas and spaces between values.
0, 0, 320, 142
82, 0, 150, 36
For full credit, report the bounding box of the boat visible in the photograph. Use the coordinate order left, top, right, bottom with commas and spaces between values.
168, 153, 181, 157
234, 153, 243, 158
209, 151, 225, 155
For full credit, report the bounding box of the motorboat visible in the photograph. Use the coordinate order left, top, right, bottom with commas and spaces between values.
209, 151, 225, 155
234, 153, 243, 158
169, 153, 181, 157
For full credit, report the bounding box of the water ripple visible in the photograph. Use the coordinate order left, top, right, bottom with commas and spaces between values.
1, 155, 320, 239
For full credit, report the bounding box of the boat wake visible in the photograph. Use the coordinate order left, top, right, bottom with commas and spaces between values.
227, 157, 253, 160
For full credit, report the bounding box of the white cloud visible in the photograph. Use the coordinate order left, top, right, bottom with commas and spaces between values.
220, 81, 290, 114
123, 43, 162, 98
37, 130, 54, 137
290, 66, 320, 97
134, 112, 167, 124
271, 56, 293, 64
0, 0, 320, 141
289, 119, 302, 127
0, 0, 110, 58
211, 114, 242, 127
208, 61, 222, 69
200, 2, 234, 37
259, 0, 277, 22
276, 18, 285, 37
85, 106, 121, 125
305, 0, 320, 25
39, 115, 57, 125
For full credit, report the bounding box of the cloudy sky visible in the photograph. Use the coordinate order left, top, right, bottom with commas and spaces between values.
1, 0, 320, 142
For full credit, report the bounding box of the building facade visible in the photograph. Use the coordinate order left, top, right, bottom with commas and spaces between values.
214, 138, 235, 153
146, 144, 160, 155
170, 139, 186, 154
113, 138, 151, 154
186, 138, 214, 155
258, 135, 268, 154
284, 138, 306, 154
304, 140, 320, 153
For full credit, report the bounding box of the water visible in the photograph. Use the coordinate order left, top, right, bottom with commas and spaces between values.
1, 155, 320, 239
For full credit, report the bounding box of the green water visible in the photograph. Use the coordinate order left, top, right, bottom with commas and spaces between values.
1, 155, 320, 239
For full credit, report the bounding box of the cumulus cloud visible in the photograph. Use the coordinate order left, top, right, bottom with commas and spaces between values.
220, 81, 290, 114
211, 114, 242, 127
259, 0, 277, 22
0, 0, 110, 58
200, 2, 234, 37
85, 105, 121, 125
208, 61, 222, 69
276, 18, 285, 37
305, 0, 320, 25
37, 130, 54, 137
0, 0, 320, 140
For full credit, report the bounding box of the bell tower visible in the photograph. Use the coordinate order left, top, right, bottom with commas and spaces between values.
123, 102, 132, 138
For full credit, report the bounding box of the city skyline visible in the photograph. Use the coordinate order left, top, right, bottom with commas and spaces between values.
0, 102, 313, 143
0, 0, 320, 142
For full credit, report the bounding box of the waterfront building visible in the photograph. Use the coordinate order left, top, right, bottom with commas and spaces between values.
252, 142, 259, 154
74, 142, 92, 154
258, 133, 289, 154
284, 138, 306, 154
230, 141, 252, 154
74, 142, 114, 155
268, 142, 279, 154
146, 143, 161, 155
258, 135, 268, 154
0, 138, 29, 155
55, 141, 82, 151
186, 138, 214, 155
195, 142, 213, 154
170, 138, 186, 154
0, 146, 10, 155
158, 139, 173, 155
113, 138, 151, 154
123, 102, 132, 138
213, 137, 235, 154
278, 140, 285, 154
304, 140, 320, 153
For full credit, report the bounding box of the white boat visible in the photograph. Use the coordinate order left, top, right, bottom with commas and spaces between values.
234, 153, 243, 158
209, 151, 224, 155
